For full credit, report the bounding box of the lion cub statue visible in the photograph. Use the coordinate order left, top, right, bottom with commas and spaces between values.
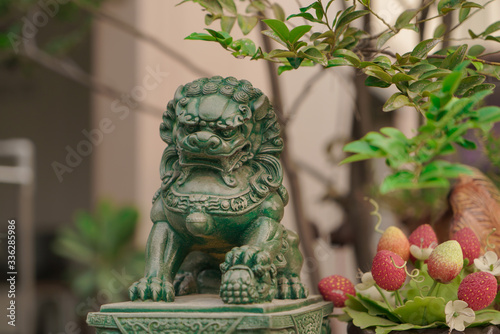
129, 76, 308, 304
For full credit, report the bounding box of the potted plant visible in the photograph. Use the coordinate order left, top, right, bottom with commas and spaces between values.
318, 221, 500, 333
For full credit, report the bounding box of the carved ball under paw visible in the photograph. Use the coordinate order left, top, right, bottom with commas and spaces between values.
220, 265, 260, 304
129, 277, 175, 302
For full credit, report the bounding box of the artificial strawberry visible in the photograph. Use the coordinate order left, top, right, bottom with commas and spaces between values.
452, 227, 481, 265
377, 226, 410, 261
427, 240, 463, 283
408, 224, 438, 262
371, 250, 406, 291
458, 271, 497, 310
318, 275, 355, 307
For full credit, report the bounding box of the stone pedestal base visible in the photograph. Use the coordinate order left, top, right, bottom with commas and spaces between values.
87, 294, 333, 334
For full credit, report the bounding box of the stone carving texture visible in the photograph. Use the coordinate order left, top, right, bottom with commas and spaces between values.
128, 76, 309, 304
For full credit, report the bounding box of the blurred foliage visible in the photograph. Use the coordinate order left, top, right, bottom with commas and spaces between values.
0, 0, 104, 64
53, 200, 144, 302
181, 0, 500, 194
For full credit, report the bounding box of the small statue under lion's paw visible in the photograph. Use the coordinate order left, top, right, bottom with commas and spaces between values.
129, 76, 308, 304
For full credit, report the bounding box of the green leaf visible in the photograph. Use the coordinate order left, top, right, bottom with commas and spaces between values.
383, 93, 411, 111
408, 64, 437, 77
380, 171, 414, 194
277, 65, 294, 75
300, 46, 327, 66
238, 15, 258, 35
380, 127, 408, 142
185, 32, 217, 41
455, 75, 485, 95
198, 0, 223, 14
462, 2, 483, 8
343, 140, 380, 154
393, 297, 446, 325
335, 10, 369, 29
332, 49, 361, 66
468, 44, 485, 56
262, 30, 287, 47
287, 57, 303, 69
231, 38, 256, 57
441, 44, 467, 69
433, 23, 447, 38
392, 73, 416, 83
438, 0, 462, 14
344, 308, 398, 329
287, 12, 322, 23
376, 31, 395, 49
474, 310, 500, 326
463, 83, 496, 97
205, 13, 217, 26
327, 57, 354, 67
477, 106, 500, 123
420, 68, 452, 80
218, 0, 236, 14
441, 71, 463, 94
468, 29, 479, 39
365, 76, 392, 88
272, 3, 285, 21
395, 9, 418, 30
483, 20, 500, 36
340, 153, 379, 164
485, 35, 500, 43
409, 79, 431, 93
411, 38, 440, 58
360, 0, 370, 6
263, 18, 290, 42
365, 69, 392, 83
289, 25, 312, 45
458, 7, 470, 23
268, 49, 296, 58
221, 15, 236, 33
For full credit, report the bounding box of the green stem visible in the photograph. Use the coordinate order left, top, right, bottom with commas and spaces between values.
427, 280, 438, 297
375, 285, 394, 311
395, 290, 403, 307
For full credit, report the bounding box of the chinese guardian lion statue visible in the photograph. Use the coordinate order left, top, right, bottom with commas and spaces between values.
129, 76, 308, 304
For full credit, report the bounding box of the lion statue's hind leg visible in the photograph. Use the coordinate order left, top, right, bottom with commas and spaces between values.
276, 229, 309, 300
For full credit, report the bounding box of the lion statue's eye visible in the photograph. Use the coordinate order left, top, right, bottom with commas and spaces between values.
220, 128, 237, 138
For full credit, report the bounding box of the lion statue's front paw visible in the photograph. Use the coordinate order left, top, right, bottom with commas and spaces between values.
221, 245, 271, 272
129, 277, 175, 302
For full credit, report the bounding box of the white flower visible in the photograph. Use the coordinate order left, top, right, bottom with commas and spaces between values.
474, 251, 500, 275
410, 244, 434, 261
445, 300, 475, 332
355, 272, 376, 291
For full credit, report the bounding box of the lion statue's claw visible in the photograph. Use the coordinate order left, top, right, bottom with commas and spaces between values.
129, 277, 175, 302
277, 275, 309, 300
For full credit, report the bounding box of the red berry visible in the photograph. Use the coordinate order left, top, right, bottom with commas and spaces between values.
377, 226, 411, 261
371, 250, 406, 291
458, 271, 497, 311
452, 227, 481, 265
318, 275, 355, 307
408, 224, 438, 262
427, 240, 463, 283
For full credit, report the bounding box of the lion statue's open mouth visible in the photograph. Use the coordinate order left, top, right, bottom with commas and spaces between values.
129, 76, 308, 304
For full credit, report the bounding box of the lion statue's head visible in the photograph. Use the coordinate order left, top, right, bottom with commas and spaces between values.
158, 76, 286, 199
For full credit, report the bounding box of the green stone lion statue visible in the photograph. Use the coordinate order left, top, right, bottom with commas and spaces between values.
129, 76, 308, 304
